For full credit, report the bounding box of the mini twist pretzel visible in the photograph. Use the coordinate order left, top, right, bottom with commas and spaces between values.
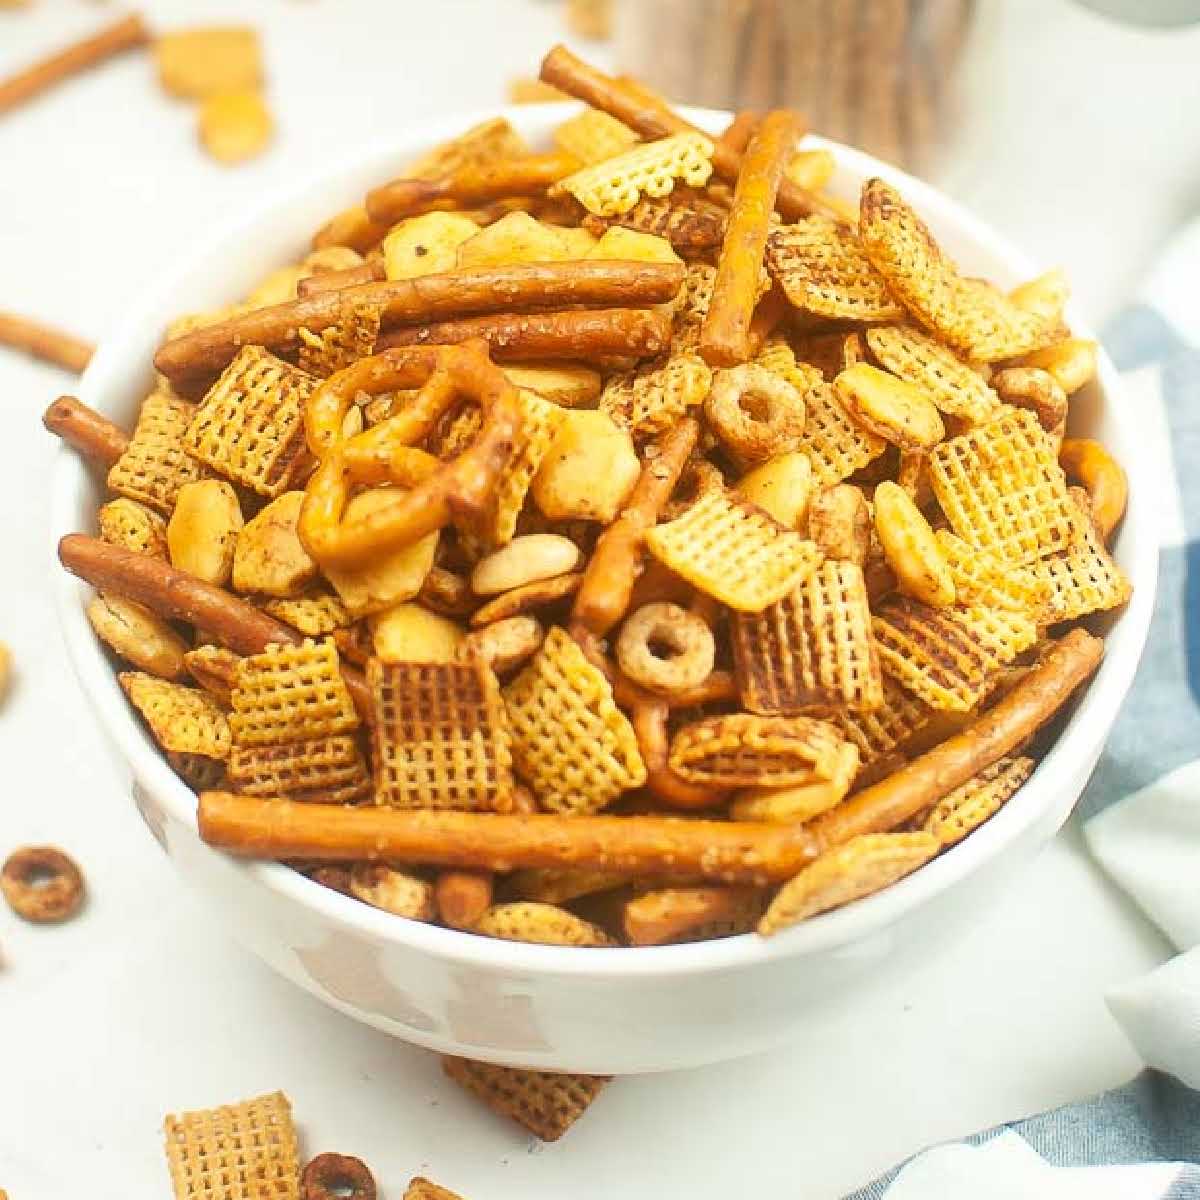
298, 341, 525, 572
704, 363, 806, 470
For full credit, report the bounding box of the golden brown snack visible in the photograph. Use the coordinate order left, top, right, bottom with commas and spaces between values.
301, 1152, 376, 1200
87, 592, 189, 680
632, 698, 729, 811
0, 312, 93, 373
199, 88, 273, 164
700, 110, 800, 366
616, 602, 715, 696
1, 846, 86, 923
1059, 438, 1128, 542
0, 14, 150, 117
623, 885, 764, 945
435, 869, 495, 930
155, 27, 261, 99
705, 363, 806, 470
469, 573, 582, 627
473, 901, 615, 947
873, 481, 955, 608
43, 395, 129, 467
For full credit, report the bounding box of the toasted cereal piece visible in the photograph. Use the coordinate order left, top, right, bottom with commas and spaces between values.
230, 637, 359, 747
107, 389, 207, 516
791, 330, 864, 382
503, 627, 645, 814
183, 346, 317, 498
228, 734, 371, 803
858, 179, 1052, 362
323, 487, 440, 617
531, 410, 640, 524
873, 481, 955, 608
730, 742, 859, 823
370, 602, 465, 663
232, 491, 317, 598
754, 333, 825, 401
553, 108, 639, 164
405, 1179, 465, 1200
735, 451, 812, 529
404, 117, 530, 181
623, 885, 765, 945
507, 867, 628, 905
865, 325, 998, 425
935, 529, 1050, 614
732, 559, 883, 714
463, 389, 567, 548
469, 572, 582, 627
553, 132, 715, 217
705, 364, 807, 471
794, 379, 887, 488
297, 297, 381, 378
759, 832, 939, 933
928, 406, 1079, 565
97, 497, 169, 558
260, 589, 353, 636
765, 218, 904, 322
582, 192, 727, 256
645, 488, 822, 613
382, 212, 482, 281
668, 712, 848, 788
585, 225, 679, 266
456, 212, 576, 269
1027, 498, 1131, 623
121, 672, 231, 759
673, 261, 718, 342
872, 596, 1038, 712
168, 750, 227, 792
155, 28, 260, 99
599, 351, 712, 437
368, 654, 514, 811
834, 677, 931, 770
807, 483, 870, 565
167, 479, 243, 586
442, 1057, 608, 1142
88, 593, 189, 680
163, 1091, 298, 1200
473, 901, 615, 947
199, 88, 273, 165
501, 362, 602, 408
925, 755, 1035, 846
349, 864, 437, 919
834, 364, 944, 452
183, 643, 241, 706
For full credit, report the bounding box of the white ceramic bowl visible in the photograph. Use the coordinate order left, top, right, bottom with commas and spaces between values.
51, 106, 1157, 1075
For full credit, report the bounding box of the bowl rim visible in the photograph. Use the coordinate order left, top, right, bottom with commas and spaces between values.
51, 103, 1159, 981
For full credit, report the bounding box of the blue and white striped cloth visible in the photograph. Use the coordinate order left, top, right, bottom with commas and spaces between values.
849, 222, 1200, 1199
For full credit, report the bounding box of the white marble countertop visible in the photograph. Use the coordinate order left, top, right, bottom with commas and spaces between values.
0, 1, 1194, 1196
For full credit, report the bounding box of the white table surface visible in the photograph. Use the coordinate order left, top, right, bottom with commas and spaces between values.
1, 2, 1194, 1196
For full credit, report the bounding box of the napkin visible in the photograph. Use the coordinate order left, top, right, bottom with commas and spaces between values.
848, 219, 1200, 1198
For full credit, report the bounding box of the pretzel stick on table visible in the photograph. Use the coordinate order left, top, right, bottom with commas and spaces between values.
0, 313, 94, 373
571, 416, 699, 637
376, 307, 673, 363
701, 109, 800, 367
0, 14, 150, 118
539, 44, 839, 223
365, 153, 580, 225
154, 260, 684, 391
43, 396, 128, 467
809, 629, 1104, 849
57, 534, 373, 721
197, 791, 821, 885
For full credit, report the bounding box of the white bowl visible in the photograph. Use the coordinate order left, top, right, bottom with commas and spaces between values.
51, 105, 1157, 1075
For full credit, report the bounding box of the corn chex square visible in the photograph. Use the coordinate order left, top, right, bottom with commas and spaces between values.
935, 529, 1051, 614
582, 192, 727, 254
924, 755, 1035, 846
833, 677, 931, 770
107, 389, 207, 516
228, 734, 371, 803
732, 560, 883, 714
503, 627, 645, 815
928, 406, 1079, 565
368, 654, 514, 811
645, 488, 822, 613
230, 637, 359, 747
793, 379, 887, 489
120, 672, 231, 760
1027, 498, 1132, 623
184, 346, 317, 498
872, 596, 1038, 712
599, 351, 712, 437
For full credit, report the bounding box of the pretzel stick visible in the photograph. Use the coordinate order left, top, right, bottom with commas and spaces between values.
717, 111, 762, 158
0, 312, 93, 373
572, 416, 698, 636
57, 534, 372, 721
701, 109, 800, 367
623, 885, 761, 945
810, 629, 1104, 849
633, 700, 728, 811
154, 260, 683, 391
43, 395, 128, 467
297, 260, 385, 297
365, 153, 579, 225
0, 13, 150, 117
435, 869, 494, 930
539, 44, 836, 222
376, 307, 672, 363
311, 205, 389, 253
746, 284, 789, 358
197, 791, 820, 885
